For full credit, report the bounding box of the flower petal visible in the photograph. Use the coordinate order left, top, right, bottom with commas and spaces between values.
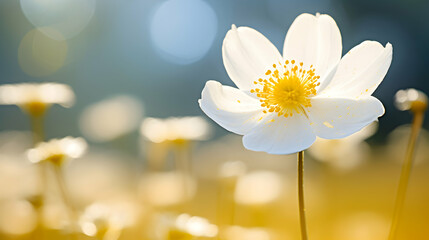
319, 41, 393, 98
308, 96, 385, 139
242, 114, 316, 154
283, 13, 342, 81
223, 25, 283, 91
199, 80, 265, 135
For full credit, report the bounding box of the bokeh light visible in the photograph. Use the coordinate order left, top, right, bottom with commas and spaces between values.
150, 0, 218, 64
234, 171, 284, 206
18, 29, 68, 77
0, 199, 37, 236
20, 0, 96, 40
79, 95, 144, 142
139, 172, 197, 207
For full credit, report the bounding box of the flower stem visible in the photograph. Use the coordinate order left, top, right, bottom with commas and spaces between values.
30, 115, 47, 240
30, 115, 45, 144
174, 142, 192, 210
297, 151, 308, 240
388, 110, 425, 240
52, 164, 78, 240
30, 115, 47, 198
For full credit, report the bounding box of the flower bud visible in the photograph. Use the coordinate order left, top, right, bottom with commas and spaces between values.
394, 89, 428, 113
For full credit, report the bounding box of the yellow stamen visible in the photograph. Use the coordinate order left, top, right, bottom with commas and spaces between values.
251, 60, 320, 118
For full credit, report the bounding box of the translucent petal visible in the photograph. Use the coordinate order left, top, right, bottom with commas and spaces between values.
199, 81, 265, 135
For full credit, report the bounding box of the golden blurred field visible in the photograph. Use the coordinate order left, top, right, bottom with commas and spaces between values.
0, 125, 428, 240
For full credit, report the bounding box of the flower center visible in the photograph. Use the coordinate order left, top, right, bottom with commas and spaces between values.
251, 60, 320, 117
45, 153, 66, 165
21, 101, 49, 117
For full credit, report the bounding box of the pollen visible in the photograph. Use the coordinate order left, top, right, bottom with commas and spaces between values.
251, 60, 320, 117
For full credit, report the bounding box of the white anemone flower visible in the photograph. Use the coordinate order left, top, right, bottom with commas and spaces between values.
0, 83, 74, 116
27, 137, 88, 165
199, 13, 392, 154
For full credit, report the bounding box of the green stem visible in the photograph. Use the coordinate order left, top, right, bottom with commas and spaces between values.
298, 151, 308, 240
388, 111, 425, 240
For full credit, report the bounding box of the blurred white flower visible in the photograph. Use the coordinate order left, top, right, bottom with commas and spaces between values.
27, 137, 87, 165
199, 13, 392, 154
234, 171, 284, 205
153, 213, 218, 239
0, 83, 74, 116
308, 122, 378, 170
395, 88, 428, 112
79, 95, 144, 142
140, 116, 211, 143
80, 201, 140, 238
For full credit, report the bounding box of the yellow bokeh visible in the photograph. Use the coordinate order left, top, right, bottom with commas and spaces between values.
18, 28, 68, 77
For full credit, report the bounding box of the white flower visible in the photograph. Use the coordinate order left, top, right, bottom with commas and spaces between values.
140, 117, 211, 143
199, 13, 392, 154
27, 137, 87, 165
79, 201, 139, 237
394, 88, 427, 112
0, 83, 74, 116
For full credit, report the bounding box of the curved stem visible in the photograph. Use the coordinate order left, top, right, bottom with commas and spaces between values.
388, 111, 425, 240
297, 151, 308, 240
